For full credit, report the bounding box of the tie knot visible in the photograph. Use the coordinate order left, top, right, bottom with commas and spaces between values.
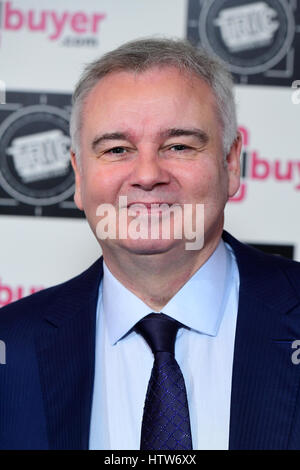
135, 313, 182, 355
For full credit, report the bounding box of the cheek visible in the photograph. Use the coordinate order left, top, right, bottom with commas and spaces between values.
190, 167, 227, 207
81, 165, 125, 206
177, 161, 220, 198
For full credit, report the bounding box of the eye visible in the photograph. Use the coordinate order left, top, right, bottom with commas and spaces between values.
169, 144, 190, 151
106, 146, 127, 154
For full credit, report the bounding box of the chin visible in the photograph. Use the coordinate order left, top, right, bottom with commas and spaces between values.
118, 238, 181, 255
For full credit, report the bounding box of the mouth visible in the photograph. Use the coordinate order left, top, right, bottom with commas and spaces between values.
127, 202, 173, 209
126, 202, 182, 217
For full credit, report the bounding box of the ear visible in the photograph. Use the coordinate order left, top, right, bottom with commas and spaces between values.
226, 131, 242, 198
70, 150, 84, 211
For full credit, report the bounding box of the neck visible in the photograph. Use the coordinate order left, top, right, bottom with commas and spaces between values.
101, 230, 223, 311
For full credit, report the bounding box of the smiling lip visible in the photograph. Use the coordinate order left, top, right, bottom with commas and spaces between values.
127, 202, 174, 208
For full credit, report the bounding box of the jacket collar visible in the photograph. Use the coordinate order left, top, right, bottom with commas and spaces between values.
35, 258, 103, 449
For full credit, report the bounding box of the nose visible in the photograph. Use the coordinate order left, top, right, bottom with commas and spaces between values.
130, 148, 170, 190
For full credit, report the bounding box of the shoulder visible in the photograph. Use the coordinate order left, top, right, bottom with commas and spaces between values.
223, 230, 300, 299
0, 257, 103, 332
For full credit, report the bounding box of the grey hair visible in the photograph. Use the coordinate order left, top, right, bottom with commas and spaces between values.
70, 37, 238, 162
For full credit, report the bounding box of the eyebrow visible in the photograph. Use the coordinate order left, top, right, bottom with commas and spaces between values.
162, 128, 209, 145
91, 132, 131, 152
91, 127, 209, 152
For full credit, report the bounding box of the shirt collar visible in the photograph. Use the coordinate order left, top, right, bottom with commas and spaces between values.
102, 239, 232, 345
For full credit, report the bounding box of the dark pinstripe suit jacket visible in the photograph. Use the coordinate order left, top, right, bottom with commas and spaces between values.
1, 231, 300, 449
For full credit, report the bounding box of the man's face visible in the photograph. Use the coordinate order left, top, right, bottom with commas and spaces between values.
71, 66, 241, 256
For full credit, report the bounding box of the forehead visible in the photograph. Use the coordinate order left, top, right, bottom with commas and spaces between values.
81, 66, 220, 137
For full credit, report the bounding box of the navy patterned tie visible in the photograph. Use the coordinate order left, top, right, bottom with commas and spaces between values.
135, 313, 193, 450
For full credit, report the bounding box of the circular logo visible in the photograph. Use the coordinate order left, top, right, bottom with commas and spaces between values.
199, 0, 295, 75
0, 104, 75, 206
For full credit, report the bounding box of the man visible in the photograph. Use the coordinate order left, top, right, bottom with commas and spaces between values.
1, 38, 300, 450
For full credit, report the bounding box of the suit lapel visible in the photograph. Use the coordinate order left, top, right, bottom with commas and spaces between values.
35, 258, 103, 450
223, 232, 300, 449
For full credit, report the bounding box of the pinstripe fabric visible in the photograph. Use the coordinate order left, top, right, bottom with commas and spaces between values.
1, 231, 300, 449
0, 258, 102, 449
223, 232, 300, 449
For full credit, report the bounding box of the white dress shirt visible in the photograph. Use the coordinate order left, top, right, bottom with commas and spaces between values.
89, 240, 240, 450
